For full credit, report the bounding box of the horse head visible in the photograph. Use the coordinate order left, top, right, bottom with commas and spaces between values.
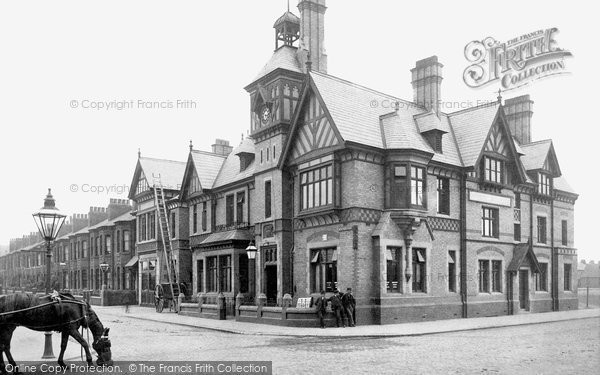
86, 307, 113, 366
92, 327, 113, 366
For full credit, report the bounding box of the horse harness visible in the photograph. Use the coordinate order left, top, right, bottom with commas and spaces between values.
0, 293, 90, 331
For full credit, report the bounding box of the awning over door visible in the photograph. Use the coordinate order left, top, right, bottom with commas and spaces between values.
124, 255, 139, 268
507, 242, 542, 274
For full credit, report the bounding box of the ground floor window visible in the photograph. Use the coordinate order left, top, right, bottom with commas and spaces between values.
386, 247, 402, 293
535, 263, 548, 291
310, 248, 337, 293
219, 255, 232, 293
564, 263, 572, 291
412, 248, 426, 293
140, 259, 156, 291
207, 256, 218, 292
196, 260, 204, 293
492, 260, 502, 293
448, 251, 457, 292
479, 260, 490, 293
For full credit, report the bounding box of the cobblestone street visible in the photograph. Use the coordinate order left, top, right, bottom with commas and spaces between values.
7, 307, 599, 375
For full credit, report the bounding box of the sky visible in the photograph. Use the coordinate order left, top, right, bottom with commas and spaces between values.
0, 0, 597, 261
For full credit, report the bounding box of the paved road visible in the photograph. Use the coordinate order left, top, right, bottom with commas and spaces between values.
6, 309, 599, 375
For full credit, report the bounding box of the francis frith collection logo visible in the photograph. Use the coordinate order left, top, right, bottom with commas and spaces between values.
463, 28, 572, 90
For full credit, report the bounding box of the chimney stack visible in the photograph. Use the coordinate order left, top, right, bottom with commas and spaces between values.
298, 0, 327, 73
504, 95, 533, 145
108, 198, 132, 220
88, 207, 108, 226
411, 56, 443, 114
212, 139, 233, 156
71, 213, 89, 232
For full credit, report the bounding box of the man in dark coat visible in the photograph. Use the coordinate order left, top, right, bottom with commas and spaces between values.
315, 290, 328, 328
342, 287, 356, 327
329, 289, 345, 328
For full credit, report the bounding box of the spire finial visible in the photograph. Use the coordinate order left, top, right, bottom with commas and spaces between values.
138, 148, 141, 158
287, 0, 290, 12
189, 139, 193, 151
497, 88, 503, 104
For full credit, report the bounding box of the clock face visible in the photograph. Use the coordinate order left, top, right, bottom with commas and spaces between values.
261, 106, 270, 124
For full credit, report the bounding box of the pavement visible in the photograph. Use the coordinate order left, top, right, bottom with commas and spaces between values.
94, 305, 600, 338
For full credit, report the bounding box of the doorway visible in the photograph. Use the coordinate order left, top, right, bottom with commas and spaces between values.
519, 270, 529, 310
265, 265, 277, 305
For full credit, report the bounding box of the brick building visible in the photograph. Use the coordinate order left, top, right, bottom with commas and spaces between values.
0, 199, 136, 295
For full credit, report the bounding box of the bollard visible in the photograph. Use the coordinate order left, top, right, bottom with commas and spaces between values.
235, 293, 244, 312
217, 292, 226, 320
256, 293, 267, 319
177, 292, 184, 314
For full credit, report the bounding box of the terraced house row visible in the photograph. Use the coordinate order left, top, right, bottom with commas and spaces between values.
0, 0, 579, 325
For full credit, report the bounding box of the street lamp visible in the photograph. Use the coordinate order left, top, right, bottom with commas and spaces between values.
100, 263, 109, 290
32, 188, 66, 360
245, 242, 257, 300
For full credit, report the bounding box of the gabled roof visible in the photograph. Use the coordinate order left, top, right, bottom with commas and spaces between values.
448, 102, 501, 167
212, 138, 256, 189
415, 110, 449, 134
507, 242, 542, 274
190, 151, 227, 189
253, 45, 303, 83
554, 175, 576, 194
380, 113, 434, 154
520, 139, 561, 176
138, 157, 186, 190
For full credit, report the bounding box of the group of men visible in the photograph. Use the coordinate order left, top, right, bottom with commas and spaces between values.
314, 287, 356, 328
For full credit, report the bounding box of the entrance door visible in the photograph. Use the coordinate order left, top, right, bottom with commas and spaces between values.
265, 265, 277, 305
519, 270, 529, 310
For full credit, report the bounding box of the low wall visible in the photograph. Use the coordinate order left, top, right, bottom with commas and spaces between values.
236, 305, 347, 327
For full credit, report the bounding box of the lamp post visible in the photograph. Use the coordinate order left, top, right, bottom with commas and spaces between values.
100, 263, 109, 290
32, 189, 66, 360
245, 242, 257, 301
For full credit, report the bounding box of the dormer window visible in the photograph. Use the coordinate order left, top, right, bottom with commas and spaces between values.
483, 156, 503, 184
538, 173, 552, 196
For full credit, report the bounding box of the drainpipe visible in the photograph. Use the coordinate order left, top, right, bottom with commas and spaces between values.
460, 172, 468, 318
551, 198, 557, 311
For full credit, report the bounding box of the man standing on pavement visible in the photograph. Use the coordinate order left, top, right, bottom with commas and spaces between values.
315, 290, 328, 328
342, 287, 356, 327
330, 289, 345, 328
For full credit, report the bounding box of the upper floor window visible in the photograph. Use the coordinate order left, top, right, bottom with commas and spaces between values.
561, 220, 568, 246
483, 156, 503, 184
264, 180, 272, 218
482, 207, 499, 238
82, 240, 88, 258
236, 192, 245, 223
411, 166, 425, 206
105, 235, 111, 254
170, 211, 176, 238
202, 202, 207, 232
192, 204, 198, 234
123, 230, 131, 252
226, 195, 234, 225
538, 173, 551, 195
300, 165, 333, 211
537, 216, 547, 244
437, 177, 450, 215
390, 164, 427, 209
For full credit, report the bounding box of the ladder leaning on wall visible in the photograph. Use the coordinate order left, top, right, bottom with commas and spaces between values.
152, 174, 179, 309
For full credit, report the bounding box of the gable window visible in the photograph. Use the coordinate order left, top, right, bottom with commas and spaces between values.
537, 216, 547, 244
561, 220, 568, 246
564, 263, 572, 291
538, 173, 551, 195
300, 165, 333, 211
310, 248, 337, 293
482, 207, 499, 238
136, 173, 150, 195
226, 195, 234, 226
236, 192, 245, 223
189, 170, 201, 195
386, 247, 402, 293
412, 248, 427, 293
202, 202, 207, 232
265, 180, 272, 218
448, 251, 457, 292
437, 177, 450, 215
535, 263, 548, 291
192, 204, 198, 234
483, 156, 503, 184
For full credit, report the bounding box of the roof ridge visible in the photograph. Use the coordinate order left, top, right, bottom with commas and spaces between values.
140, 156, 186, 164
446, 101, 499, 117
191, 150, 227, 158
521, 139, 553, 147
310, 71, 419, 107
